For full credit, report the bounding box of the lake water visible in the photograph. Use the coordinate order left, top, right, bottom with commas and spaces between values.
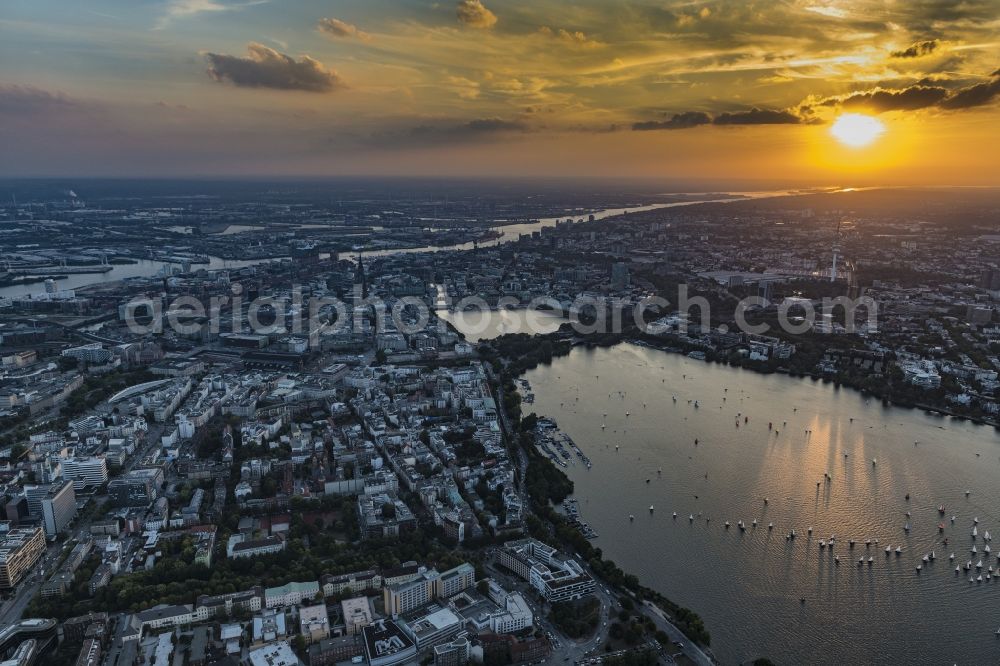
522, 342, 1000, 666
438, 308, 567, 343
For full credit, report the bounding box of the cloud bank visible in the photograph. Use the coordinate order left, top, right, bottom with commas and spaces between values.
317, 17, 371, 41
456, 0, 497, 29
205, 43, 346, 92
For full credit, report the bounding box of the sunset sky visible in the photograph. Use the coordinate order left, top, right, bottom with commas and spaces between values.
2, 0, 999, 183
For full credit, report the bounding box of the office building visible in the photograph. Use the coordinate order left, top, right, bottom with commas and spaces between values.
383, 570, 436, 617
40, 481, 77, 538
497, 539, 595, 603
362, 620, 416, 666
265, 580, 320, 608
436, 563, 475, 599
433, 635, 471, 666
61, 343, 114, 364
0, 527, 46, 589
342, 597, 373, 636
383, 562, 476, 617
403, 608, 463, 650
610, 262, 630, 291
61, 456, 109, 491
108, 469, 161, 507
299, 604, 330, 644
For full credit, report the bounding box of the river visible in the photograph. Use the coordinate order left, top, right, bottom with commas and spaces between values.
0, 256, 286, 299
3, 190, 799, 298
358, 190, 802, 259
522, 342, 1000, 666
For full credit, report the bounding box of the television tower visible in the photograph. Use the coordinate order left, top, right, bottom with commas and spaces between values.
830, 219, 842, 282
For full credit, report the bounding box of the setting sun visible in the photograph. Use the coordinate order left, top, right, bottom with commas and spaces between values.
830, 113, 886, 148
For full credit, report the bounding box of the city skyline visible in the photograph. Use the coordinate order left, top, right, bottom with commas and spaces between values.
2, 0, 999, 183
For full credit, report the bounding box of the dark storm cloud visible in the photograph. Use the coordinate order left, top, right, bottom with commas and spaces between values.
0, 84, 88, 115
827, 85, 950, 112
712, 108, 801, 125
808, 70, 1000, 114
205, 43, 346, 92
633, 111, 712, 131
631, 108, 801, 131
891, 39, 940, 58
939, 72, 1000, 109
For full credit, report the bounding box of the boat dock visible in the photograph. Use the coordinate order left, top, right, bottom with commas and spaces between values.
562, 498, 599, 539
533, 417, 592, 468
